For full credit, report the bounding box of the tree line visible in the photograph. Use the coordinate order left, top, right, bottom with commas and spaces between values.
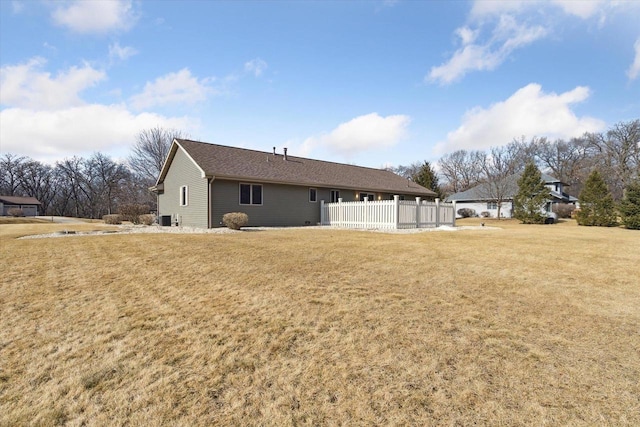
391, 119, 639, 203
2, 120, 637, 221
0, 127, 185, 218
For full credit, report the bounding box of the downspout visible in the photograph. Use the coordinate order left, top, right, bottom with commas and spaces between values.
207, 177, 215, 228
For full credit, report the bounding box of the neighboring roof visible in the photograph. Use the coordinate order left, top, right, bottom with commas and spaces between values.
0, 196, 42, 205
157, 139, 436, 197
540, 173, 568, 186
446, 172, 573, 203
446, 176, 519, 202
549, 191, 578, 203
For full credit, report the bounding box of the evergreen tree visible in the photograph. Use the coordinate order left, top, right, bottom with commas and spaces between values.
411, 161, 444, 200
513, 163, 549, 224
576, 170, 618, 226
618, 179, 640, 230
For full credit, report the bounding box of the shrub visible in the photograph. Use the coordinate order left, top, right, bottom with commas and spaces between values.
119, 204, 149, 224
576, 170, 617, 227
222, 212, 249, 230
457, 208, 476, 218
553, 203, 575, 219
513, 163, 548, 224
480, 211, 490, 218
139, 214, 156, 226
103, 214, 122, 225
7, 208, 24, 217
618, 180, 640, 230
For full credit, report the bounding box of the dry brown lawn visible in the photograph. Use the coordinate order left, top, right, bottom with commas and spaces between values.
1, 220, 638, 426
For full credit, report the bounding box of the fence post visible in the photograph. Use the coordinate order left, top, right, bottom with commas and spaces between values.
320, 200, 325, 225
452, 200, 456, 226
415, 197, 421, 228
435, 198, 440, 227
364, 197, 368, 228
393, 195, 400, 229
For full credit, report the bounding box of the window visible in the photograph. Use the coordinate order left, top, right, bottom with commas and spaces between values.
309, 188, 317, 202
180, 185, 188, 206
240, 183, 263, 205
487, 201, 498, 210
359, 193, 375, 201
331, 190, 340, 203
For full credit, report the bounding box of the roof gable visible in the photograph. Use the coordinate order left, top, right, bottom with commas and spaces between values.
159, 139, 436, 197
0, 196, 42, 205
446, 171, 569, 202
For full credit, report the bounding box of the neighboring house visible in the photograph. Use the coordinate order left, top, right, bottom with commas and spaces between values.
151, 139, 436, 228
0, 196, 42, 216
446, 173, 578, 219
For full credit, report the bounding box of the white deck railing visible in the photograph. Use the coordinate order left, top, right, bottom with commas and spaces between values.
320, 196, 456, 229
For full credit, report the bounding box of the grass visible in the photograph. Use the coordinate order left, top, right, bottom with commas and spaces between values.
0, 217, 53, 225
1, 220, 639, 425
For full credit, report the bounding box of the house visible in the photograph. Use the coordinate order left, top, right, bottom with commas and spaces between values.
446, 173, 578, 219
151, 139, 436, 228
0, 196, 42, 216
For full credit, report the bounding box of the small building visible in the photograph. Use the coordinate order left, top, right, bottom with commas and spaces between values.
446, 173, 578, 218
0, 196, 42, 216
151, 139, 436, 228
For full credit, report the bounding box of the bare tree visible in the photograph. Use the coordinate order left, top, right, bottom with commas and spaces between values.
128, 127, 187, 184
0, 153, 26, 196
586, 119, 640, 199
387, 162, 422, 180
437, 149, 485, 194
88, 152, 131, 216
536, 136, 593, 196
478, 146, 519, 219
507, 136, 543, 172
55, 157, 92, 218
18, 160, 55, 214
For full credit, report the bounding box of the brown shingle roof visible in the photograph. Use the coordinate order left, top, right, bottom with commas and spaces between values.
164, 139, 435, 197
0, 196, 42, 205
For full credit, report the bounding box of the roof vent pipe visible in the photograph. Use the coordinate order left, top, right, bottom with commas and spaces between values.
284, 147, 288, 160
273, 147, 276, 155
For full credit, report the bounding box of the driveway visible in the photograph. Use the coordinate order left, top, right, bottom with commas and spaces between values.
35, 216, 90, 224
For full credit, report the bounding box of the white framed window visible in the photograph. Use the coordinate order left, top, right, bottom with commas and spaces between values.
330, 190, 340, 203
487, 201, 498, 210
240, 183, 263, 205
309, 188, 317, 203
180, 185, 188, 206
359, 193, 374, 201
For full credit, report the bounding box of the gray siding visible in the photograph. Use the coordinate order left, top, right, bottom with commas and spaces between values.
210, 181, 428, 227
211, 180, 320, 227
1, 203, 39, 216
158, 148, 209, 228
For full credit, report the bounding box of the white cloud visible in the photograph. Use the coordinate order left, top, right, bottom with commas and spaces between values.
0, 105, 194, 163
428, 15, 547, 84
51, 0, 137, 34
301, 113, 411, 158
455, 26, 478, 45
470, 0, 608, 20
434, 83, 605, 154
0, 59, 198, 163
109, 42, 138, 62
12, 1, 25, 14
551, 0, 605, 19
0, 57, 106, 110
627, 38, 640, 81
244, 58, 268, 77
435, 0, 639, 84
129, 68, 215, 110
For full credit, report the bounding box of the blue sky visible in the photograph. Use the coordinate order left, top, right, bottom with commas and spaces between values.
1, 0, 639, 168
